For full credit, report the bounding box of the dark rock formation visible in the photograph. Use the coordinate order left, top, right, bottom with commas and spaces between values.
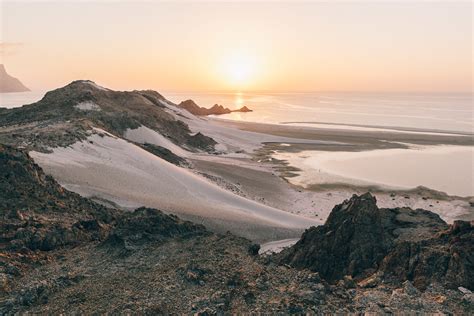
178, 99, 230, 116
0, 64, 29, 93
186, 132, 217, 151
137, 142, 188, 166
380, 219, 473, 290
178, 99, 252, 116
237, 106, 253, 113
209, 104, 231, 115
279, 193, 473, 291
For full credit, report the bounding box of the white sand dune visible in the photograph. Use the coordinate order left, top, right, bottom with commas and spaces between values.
31, 134, 321, 241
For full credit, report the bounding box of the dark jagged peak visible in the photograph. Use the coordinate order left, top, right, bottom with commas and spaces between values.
0, 64, 29, 93
236, 105, 253, 112
278, 193, 472, 290
209, 104, 232, 114
178, 100, 252, 116
178, 99, 206, 115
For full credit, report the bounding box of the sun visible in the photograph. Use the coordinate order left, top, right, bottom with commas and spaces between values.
220, 53, 258, 89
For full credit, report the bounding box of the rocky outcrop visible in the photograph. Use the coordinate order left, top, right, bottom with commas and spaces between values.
186, 131, 217, 151
137, 143, 188, 166
178, 99, 252, 116
238, 106, 253, 113
380, 220, 473, 290
278, 193, 473, 291
0, 64, 29, 93
178, 100, 230, 116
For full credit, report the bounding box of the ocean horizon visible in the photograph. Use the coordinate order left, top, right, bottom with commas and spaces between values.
3, 90, 472, 135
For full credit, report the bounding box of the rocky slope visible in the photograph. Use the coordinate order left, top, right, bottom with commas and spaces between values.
0, 80, 215, 152
0, 145, 341, 313
0, 81, 317, 242
1, 146, 472, 313
178, 99, 252, 116
0, 144, 116, 251
278, 193, 473, 291
0, 64, 29, 93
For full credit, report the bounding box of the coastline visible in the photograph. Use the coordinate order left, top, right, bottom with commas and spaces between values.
189, 117, 474, 224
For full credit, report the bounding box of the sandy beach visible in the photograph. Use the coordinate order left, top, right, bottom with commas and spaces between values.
188, 117, 474, 224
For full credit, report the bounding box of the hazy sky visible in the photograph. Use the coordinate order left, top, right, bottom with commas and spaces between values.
1, 1, 472, 92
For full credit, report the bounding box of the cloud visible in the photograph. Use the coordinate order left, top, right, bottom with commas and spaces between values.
0, 42, 23, 56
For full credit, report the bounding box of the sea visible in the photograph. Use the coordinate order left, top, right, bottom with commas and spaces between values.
1, 90, 473, 196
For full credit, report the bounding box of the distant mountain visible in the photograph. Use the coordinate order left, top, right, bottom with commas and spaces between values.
0, 64, 29, 93
178, 99, 252, 116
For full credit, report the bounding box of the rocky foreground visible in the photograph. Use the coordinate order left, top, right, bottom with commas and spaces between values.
1, 144, 473, 314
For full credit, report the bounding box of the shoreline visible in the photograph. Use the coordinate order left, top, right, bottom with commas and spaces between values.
210, 117, 474, 147
190, 117, 474, 224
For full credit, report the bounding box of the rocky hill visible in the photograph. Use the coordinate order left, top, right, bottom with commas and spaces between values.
278, 193, 473, 290
0, 80, 216, 152
178, 99, 252, 116
0, 64, 29, 93
2, 146, 472, 313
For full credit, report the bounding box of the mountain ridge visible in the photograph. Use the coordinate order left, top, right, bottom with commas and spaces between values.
0, 80, 216, 153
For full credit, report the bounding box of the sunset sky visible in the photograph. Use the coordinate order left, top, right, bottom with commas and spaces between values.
1, 1, 472, 92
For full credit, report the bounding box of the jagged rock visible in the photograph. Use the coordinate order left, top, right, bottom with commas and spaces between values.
236, 106, 252, 113
278, 193, 471, 291
209, 104, 232, 115
0, 64, 29, 93
177, 99, 252, 116
178, 100, 231, 116
380, 220, 473, 290
186, 132, 217, 151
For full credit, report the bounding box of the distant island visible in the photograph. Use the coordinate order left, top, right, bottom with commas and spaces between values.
0, 64, 30, 93
178, 99, 252, 116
